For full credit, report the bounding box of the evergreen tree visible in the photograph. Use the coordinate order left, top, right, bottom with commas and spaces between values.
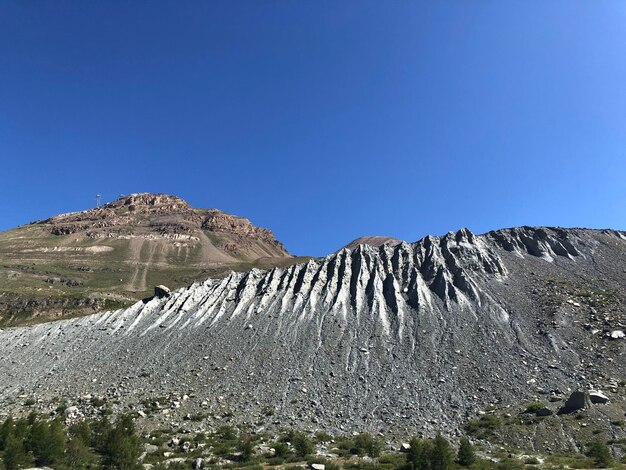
407, 437, 429, 470
430, 434, 454, 470
4, 432, 28, 470
457, 436, 476, 467
238, 432, 254, 461
66, 435, 97, 469
0, 416, 14, 451
27, 418, 66, 466
102, 414, 141, 470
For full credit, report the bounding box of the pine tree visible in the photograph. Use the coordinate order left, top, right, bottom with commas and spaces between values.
102, 414, 141, 470
0, 416, 14, 451
4, 431, 28, 470
66, 435, 97, 469
457, 436, 476, 467
430, 434, 454, 470
27, 418, 66, 466
407, 437, 430, 470
238, 433, 255, 461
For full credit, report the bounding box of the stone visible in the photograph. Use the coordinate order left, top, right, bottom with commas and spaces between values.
535, 407, 552, 416
400, 442, 411, 452
143, 443, 159, 454
192, 458, 204, 469
564, 391, 591, 410
589, 390, 609, 404
609, 330, 625, 339
155, 285, 171, 299
64, 406, 79, 417
311, 465, 326, 470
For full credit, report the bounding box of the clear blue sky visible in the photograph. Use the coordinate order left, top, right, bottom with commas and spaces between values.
1, 1, 625, 256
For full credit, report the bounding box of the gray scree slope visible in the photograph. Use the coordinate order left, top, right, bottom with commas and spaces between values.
1, 227, 625, 435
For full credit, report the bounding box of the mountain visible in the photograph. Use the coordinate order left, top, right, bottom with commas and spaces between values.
0, 193, 307, 325
341, 235, 402, 251
1, 226, 625, 446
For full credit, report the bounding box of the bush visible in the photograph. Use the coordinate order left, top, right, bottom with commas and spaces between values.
524, 402, 546, 413
273, 441, 290, 458
292, 432, 314, 457
353, 433, 382, 457
587, 439, 612, 468
239, 432, 255, 462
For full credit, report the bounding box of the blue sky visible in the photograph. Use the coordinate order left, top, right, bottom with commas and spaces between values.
1, 1, 625, 256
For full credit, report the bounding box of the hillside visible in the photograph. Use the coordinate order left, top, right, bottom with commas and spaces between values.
1, 226, 625, 449
0, 193, 306, 325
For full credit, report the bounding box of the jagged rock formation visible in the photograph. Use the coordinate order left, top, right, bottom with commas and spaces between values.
0, 227, 625, 442
341, 236, 402, 251
0, 193, 305, 325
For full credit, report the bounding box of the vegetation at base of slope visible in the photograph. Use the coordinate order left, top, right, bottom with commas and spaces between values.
1, 412, 625, 470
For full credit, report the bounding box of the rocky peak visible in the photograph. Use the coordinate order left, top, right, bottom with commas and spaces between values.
108, 193, 193, 213
341, 236, 403, 251
38, 193, 287, 252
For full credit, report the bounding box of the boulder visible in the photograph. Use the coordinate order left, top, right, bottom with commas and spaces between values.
564, 390, 591, 410
311, 465, 325, 470
535, 407, 553, 416
143, 443, 159, 454
155, 285, 171, 299
400, 442, 411, 452
589, 390, 609, 404
64, 406, 80, 417
609, 330, 625, 339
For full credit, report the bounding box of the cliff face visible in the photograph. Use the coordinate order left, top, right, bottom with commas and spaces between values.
1, 227, 624, 442
0, 194, 302, 324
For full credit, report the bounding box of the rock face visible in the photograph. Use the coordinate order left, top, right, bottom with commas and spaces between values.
341, 236, 403, 251
564, 391, 591, 410
0, 226, 625, 436
0, 193, 303, 324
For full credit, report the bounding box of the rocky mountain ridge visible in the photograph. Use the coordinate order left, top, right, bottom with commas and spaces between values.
0, 193, 304, 325
1, 226, 625, 445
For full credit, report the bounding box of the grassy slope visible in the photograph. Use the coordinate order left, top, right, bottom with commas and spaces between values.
0, 223, 310, 326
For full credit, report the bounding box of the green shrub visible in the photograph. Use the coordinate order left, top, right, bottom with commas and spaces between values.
352, 433, 382, 457
273, 441, 290, 458
292, 431, 314, 457
586, 439, 612, 468
239, 432, 255, 462
467, 415, 501, 439
524, 402, 546, 413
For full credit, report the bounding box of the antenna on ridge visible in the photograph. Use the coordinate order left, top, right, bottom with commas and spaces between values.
96, 194, 102, 207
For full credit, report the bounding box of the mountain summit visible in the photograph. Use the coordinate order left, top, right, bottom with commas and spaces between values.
0, 193, 305, 325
